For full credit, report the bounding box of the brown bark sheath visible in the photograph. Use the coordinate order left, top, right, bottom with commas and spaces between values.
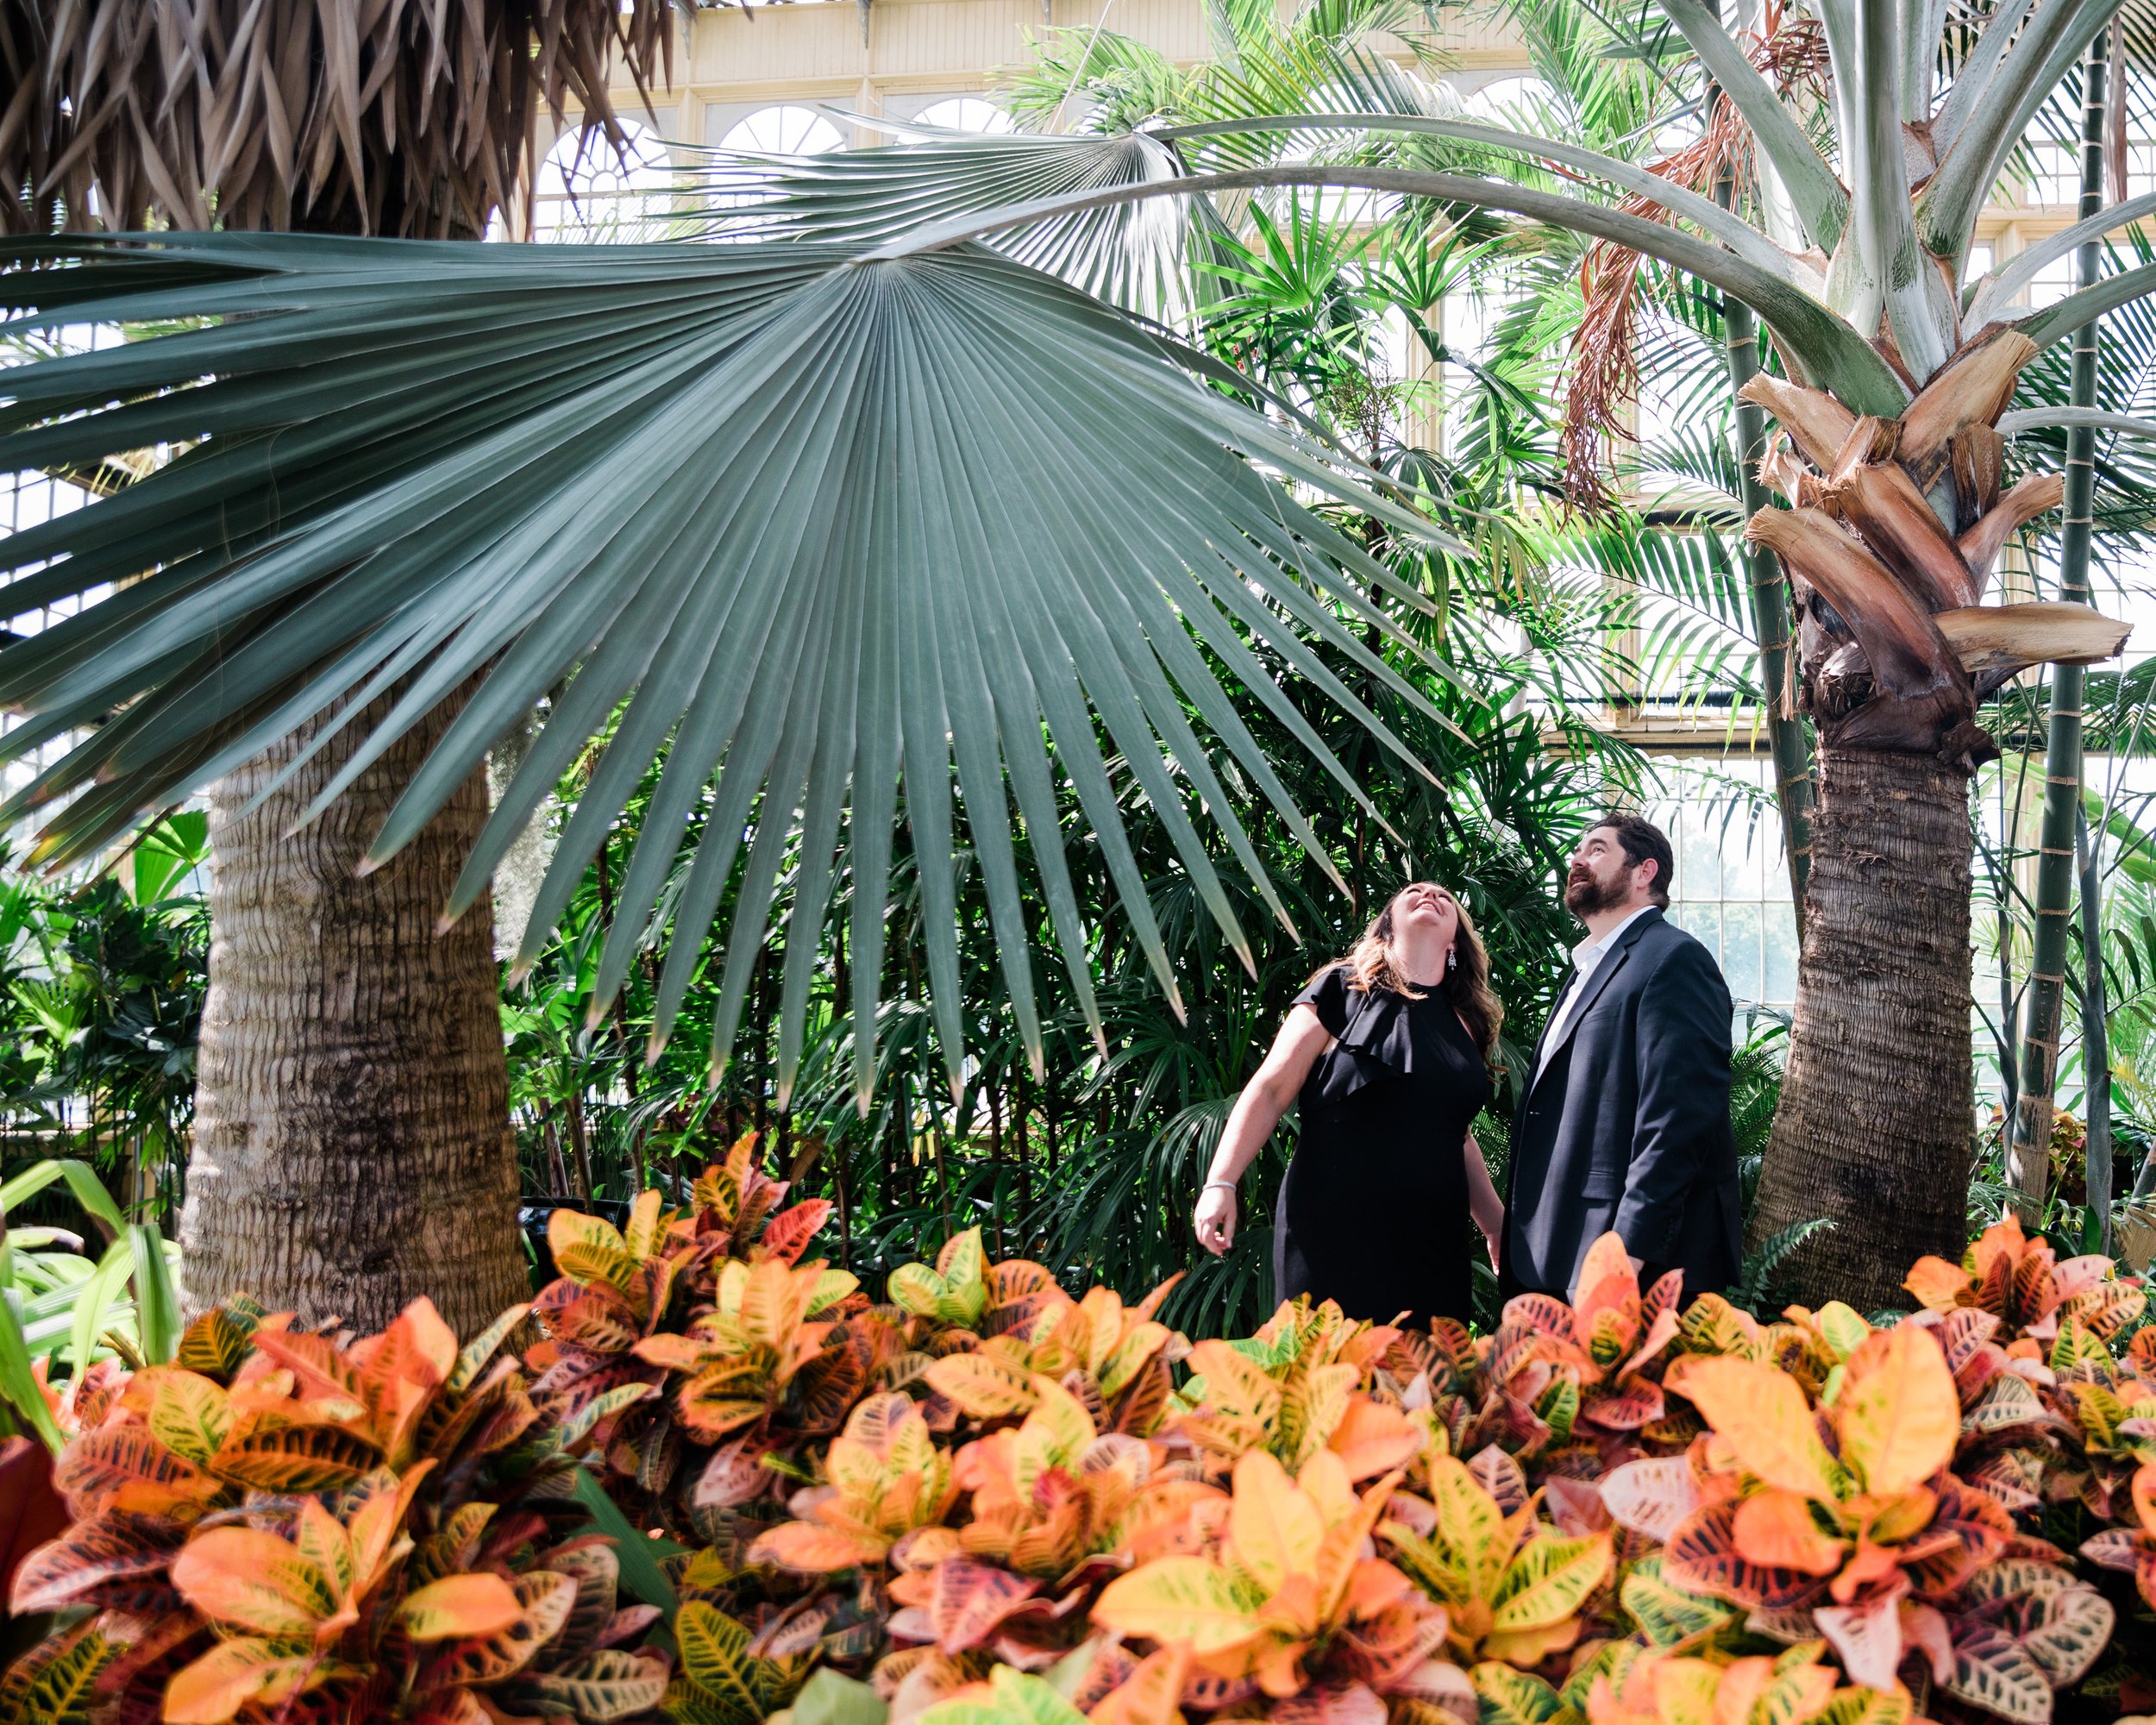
180, 689, 527, 1338
1749, 743, 1975, 1311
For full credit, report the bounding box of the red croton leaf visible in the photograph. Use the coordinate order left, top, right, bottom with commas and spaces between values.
1665, 1499, 1827, 1610
1266, 1681, 1389, 1725
1087, 1642, 1189, 1725
928, 1556, 1042, 1653
755, 1201, 836, 1265
10, 1509, 188, 1615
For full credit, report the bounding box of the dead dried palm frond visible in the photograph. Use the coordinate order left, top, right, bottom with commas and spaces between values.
1559, 2, 1829, 512
0, 0, 698, 238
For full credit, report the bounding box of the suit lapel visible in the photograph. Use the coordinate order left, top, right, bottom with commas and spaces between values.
1526, 909, 1662, 1098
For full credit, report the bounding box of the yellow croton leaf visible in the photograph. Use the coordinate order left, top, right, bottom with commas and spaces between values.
1092, 1552, 1265, 1659
889, 1229, 992, 1327
928, 1352, 1038, 1419
1586, 1647, 1896, 1725
143, 1368, 231, 1466
548, 1208, 637, 1291
749, 1391, 957, 1573
1675, 1358, 1844, 1503
624, 1188, 666, 1260
1093, 1445, 1400, 1680
1225, 1449, 1325, 1596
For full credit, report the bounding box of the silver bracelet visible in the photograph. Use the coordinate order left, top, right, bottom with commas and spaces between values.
1201, 1180, 1238, 1193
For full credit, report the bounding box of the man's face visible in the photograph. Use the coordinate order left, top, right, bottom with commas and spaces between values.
1564, 826, 1642, 917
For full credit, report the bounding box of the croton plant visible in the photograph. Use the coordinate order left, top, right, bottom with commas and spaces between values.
9, 1139, 2156, 1724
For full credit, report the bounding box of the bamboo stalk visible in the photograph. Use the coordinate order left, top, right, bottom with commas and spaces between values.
2078, 805, 2113, 1252
2013, 28, 2109, 1214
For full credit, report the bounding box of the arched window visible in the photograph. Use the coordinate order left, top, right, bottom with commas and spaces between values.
915, 97, 1012, 135
709, 106, 848, 236
718, 106, 846, 156
531, 117, 674, 242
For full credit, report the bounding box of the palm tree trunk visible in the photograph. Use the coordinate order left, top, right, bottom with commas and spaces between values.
2012, 28, 2110, 1213
179, 687, 527, 1337
1748, 743, 1975, 1312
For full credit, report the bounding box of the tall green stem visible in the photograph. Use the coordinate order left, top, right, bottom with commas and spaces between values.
1712, 3, 1814, 920
1726, 298, 1816, 919
2078, 806, 2113, 1251
2014, 28, 2109, 1213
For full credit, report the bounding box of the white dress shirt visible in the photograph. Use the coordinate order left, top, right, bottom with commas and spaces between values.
1535, 906, 1658, 1081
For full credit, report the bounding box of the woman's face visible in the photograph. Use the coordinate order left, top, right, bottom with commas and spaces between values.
1390, 881, 1461, 949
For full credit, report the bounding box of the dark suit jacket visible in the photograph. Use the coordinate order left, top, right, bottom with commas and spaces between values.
1502, 906, 1739, 1303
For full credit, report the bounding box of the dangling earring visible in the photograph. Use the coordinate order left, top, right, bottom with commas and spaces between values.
1447, 947, 1457, 973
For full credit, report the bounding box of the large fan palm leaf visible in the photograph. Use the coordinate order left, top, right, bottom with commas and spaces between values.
0, 232, 1467, 1107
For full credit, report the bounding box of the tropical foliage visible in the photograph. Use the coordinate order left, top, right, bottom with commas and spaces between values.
4, 1284, 668, 1722
20, 1182, 2156, 1722
0, 817, 210, 1231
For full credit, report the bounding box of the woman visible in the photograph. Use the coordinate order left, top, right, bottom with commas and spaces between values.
1192, 881, 1506, 1327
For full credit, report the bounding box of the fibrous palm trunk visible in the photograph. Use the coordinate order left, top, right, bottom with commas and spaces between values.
1749, 744, 1974, 1310
180, 688, 526, 1335
1736, 345, 2124, 1308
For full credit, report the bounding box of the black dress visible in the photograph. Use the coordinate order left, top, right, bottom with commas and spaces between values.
1272, 965, 1491, 1327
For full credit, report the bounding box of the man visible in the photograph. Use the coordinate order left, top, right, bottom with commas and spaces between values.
1502, 814, 1740, 1302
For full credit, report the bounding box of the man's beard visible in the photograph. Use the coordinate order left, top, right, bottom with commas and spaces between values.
1564, 869, 1625, 916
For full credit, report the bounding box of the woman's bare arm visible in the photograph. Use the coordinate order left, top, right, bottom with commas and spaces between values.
1465, 1130, 1505, 1269
1192, 1004, 1333, 1257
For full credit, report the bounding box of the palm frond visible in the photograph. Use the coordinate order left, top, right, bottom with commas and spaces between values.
681, 130, 1217, 315
0, 230, 1470, 1105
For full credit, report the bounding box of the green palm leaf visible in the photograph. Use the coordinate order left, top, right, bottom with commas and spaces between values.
0, 231, 1466, 1102
685, 129, 1215, 315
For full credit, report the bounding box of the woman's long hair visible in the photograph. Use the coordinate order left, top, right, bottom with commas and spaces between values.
1322, 883, 1506, 1060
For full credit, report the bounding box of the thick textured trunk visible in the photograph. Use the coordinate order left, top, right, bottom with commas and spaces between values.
1749, 743, 1975, 1312
180, 690, 526, 1336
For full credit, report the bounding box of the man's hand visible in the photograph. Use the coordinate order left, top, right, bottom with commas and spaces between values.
1194, 1185, 1238, 1257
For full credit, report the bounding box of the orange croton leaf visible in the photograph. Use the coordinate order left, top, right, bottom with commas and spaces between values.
1325, 1397, 1422, 1483
1087, 1641, 1190, 1725
170, 1526, 338, 1640
162, 1639, 322, 1725
1902, 1214, 2145, 1342
1094, 1449, 1437, 1700
1835, 1327, 1959, 1496
1730, 1490, 1846, 1577
392, 1571, 525, 1641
